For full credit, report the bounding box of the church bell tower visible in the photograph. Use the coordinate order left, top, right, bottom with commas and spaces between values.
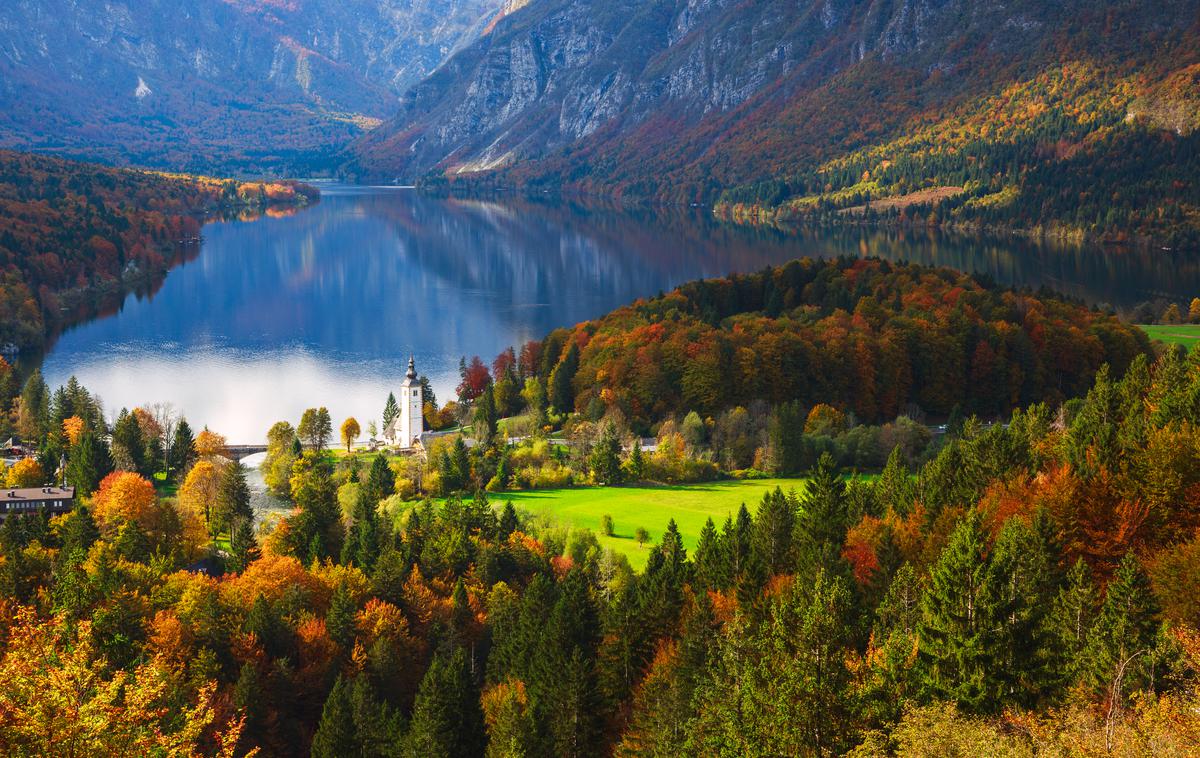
398, 356, 424, 448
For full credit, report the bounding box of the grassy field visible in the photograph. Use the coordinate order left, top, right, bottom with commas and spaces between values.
498, 479, 810, 569
1139, 324, 1200, 351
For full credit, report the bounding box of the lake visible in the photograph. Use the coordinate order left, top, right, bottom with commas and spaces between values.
39, 184, 1200, 442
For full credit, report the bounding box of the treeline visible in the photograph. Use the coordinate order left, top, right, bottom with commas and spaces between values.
519, 257, 1148, 428
4, 347, 1200, 753
0, 150, 318, 350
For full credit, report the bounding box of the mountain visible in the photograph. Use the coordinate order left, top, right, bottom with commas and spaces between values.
0, 0, 504, 173
346, 0, 1200, 245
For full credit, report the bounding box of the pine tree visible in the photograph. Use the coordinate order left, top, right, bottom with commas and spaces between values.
917, 510, 1008, 713
327, 582, 357, 652
383, 392, 400, 436
795, 453, 850, 580
1084, 553, 1159, 703
312, 675, 359, 758
751, 488, 796, 577
169, 418, 196, 480
624, 438, 645, 482
452, 437, 471, 491
214, 462, 252, 541
549, 343, 579, 414
1049, 557, 1098, 688
589, 423, 623, 485
693, 517, 726, 592
228, 517, 259, 574
875, 445, 916, 516
111, 408, 147, 476
407, 648, 486, 758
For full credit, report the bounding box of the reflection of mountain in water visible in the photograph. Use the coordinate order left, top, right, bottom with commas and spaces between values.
36, 186, 1200, 440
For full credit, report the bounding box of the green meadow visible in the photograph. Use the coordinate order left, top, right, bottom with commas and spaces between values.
497, 479, 810, 569
1139, 324, 1200, 351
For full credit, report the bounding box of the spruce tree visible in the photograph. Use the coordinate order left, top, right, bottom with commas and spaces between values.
67, 430, 113, 496
624, 438, 645, 482
383, 392, 400, 434
228, 517, 259, 574
312, 675, 359, 758
407, 648, 486, 758
795, 453, 849, 580
751, 487, 796, 577
589, 423, 623, 485
917, 510, 1008, 713
1084, 553, 1159, 702
549, 343, 579, 415
327, 582, 357, 652
497, 501, 519, 541
693, 517, 726, 592
214, 462, 252, 540
1049, 557, 1099, 689
169, 418, 196, 479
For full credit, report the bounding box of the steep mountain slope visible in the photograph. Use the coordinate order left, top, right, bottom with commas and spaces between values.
347, 0, 1200, 244
0, 0, 504, 172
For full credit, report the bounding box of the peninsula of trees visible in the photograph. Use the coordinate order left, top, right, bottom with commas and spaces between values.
0, 150, 318, 352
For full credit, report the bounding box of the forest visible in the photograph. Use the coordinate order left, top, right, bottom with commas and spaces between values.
0, 253, 1198, 754
526, 257, 1149, 428
0, 150, 318, 351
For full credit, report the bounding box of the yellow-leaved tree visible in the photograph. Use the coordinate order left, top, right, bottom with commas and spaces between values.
90, 471, 158, 532
0, 606, 249, 756
341, 417, 361, 452
179, 459, 225, 538
194, 428, 227, 460
5, 458, 43, 488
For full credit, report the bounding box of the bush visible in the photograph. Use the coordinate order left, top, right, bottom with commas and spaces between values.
601, 514, 614, 536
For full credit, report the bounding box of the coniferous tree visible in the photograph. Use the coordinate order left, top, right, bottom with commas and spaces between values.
589, 423, 623, 485
327, 582, 357, 652
549, 343, 579, 415
60, 503, 100, 555
474, 383, 498, 444
67, 430, 112, 496
214, 462, 252, 541
364, 453, 395, 505
169, 418, 196, 480
624, 438, 645, 482
1084, 553, 1160, 703
407, 648, 485, 758
312, 675, 359, 758
497, 501, 519, 541
751, 488, 796, 577
228, 516, 259, 574
795, 453, 850, 580
693, 517, 726, 593
917, 510, 1009, 713
1049, 557, 1099, 688
111, 408, 147, 476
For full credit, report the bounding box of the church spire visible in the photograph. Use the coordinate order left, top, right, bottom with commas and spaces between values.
406, 355, 417, 381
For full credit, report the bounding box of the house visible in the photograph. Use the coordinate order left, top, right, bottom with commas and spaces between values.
0, 486, 75, 519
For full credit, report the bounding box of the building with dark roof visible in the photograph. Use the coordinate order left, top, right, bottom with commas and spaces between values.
0, 486, 75, 519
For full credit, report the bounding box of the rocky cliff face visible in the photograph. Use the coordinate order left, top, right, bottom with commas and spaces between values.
346, 0, 1199, 196
0, 0, 503, 172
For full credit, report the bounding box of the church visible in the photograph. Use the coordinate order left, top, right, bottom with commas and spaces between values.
387, 356, 425, 449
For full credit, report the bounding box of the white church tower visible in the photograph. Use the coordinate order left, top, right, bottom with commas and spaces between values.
396, 356, 424, 448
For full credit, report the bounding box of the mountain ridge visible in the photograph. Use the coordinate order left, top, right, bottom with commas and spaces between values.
345, 0, 1200, 245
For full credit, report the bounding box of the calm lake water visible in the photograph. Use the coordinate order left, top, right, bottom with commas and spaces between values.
39, 184, 1200, 442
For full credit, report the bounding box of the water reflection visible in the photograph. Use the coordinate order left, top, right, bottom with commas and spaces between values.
39, 185, 1200, 441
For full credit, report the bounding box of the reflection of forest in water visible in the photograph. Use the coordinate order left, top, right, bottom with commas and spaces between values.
476, 196, 1200, 313
33, 186, 1200, 439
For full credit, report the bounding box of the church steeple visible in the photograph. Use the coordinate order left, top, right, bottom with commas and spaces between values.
405, 355, 417, 381
396, 354, 424, 448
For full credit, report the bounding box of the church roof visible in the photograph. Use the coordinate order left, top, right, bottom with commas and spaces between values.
401, 355, 419, 386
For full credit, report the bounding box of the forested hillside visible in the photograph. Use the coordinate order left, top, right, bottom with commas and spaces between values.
530, 257, 1149, 427
0, 151, 317, 351
348, 0, 1200, 246
3, 320, 1200, 754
